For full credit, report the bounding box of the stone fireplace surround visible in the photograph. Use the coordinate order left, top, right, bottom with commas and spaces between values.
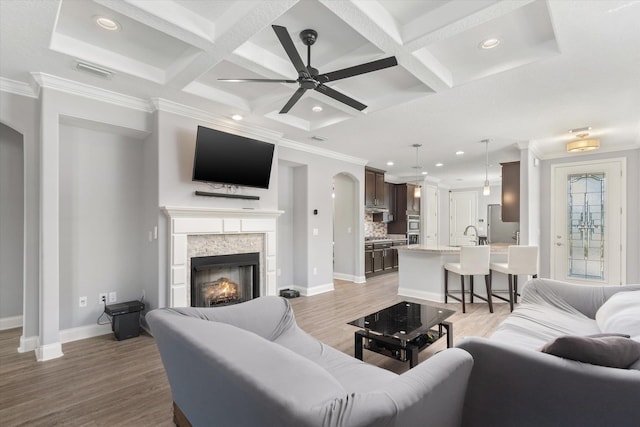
162, 207, 282, 308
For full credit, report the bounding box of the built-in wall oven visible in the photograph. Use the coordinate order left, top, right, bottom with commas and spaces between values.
407, 215, 420, 244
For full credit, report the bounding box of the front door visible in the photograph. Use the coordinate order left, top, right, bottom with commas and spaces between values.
551, 159, 626, 285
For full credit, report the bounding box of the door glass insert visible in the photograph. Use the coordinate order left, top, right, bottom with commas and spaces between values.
567, 173, 605, 280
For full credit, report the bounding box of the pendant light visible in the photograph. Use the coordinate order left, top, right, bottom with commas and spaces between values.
482, 139, 490, 196
412, 144, 422, 198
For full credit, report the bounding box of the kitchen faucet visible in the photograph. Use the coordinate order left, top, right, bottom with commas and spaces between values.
464, 225, 479, 245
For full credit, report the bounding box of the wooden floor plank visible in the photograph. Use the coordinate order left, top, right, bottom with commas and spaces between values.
0, 272, 509, 426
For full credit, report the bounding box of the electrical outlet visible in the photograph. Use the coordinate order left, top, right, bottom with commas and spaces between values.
108, 291, 117, 303
99, 293, 107, 304
79, 296, 87, 307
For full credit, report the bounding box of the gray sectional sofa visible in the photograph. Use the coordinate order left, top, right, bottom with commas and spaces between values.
457, 278, 640, 427
148, 296, 473, 427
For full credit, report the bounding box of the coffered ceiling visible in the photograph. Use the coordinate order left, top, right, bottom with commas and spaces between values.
1, 0, 639, 187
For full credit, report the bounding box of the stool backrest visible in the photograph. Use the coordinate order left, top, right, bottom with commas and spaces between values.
460, 246, 490, 273
507, 245, 538, 274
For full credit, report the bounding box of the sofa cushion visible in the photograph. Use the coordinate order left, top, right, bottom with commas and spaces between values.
540, 333, 640, 369
595, 290, 640, 340
274, 325, 397, 393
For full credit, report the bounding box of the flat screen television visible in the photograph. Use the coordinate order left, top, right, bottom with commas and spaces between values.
192, 125, 275, 189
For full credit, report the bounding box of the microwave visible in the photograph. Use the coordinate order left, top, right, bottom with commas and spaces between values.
407, 215, 420, 232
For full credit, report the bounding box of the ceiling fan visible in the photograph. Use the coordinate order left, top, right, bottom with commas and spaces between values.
219, 25, 398, 114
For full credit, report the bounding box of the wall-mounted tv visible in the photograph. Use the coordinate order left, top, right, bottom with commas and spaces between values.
192, 125, 275, 189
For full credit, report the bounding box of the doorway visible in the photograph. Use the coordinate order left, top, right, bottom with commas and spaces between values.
332, 173, 358, 281
449, 191, 478, 246
550, 159, 626, 285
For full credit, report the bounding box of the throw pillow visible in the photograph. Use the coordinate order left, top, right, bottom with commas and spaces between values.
540, 334, 640, 369
595, 290, 640, 340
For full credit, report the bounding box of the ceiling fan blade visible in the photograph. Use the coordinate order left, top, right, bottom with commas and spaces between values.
317, 56, 398, 83
218, 78, 297, 83
272, 25, 310, 77
279, 87, 307, 114
315, 84, 366, 111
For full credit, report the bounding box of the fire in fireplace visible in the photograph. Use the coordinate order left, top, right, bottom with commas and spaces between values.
191, 252, 259, 307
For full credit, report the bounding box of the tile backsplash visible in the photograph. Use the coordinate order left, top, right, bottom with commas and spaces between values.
364, 214, 387, 238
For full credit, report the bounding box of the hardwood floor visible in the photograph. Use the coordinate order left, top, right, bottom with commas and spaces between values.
0, 272, 510, 426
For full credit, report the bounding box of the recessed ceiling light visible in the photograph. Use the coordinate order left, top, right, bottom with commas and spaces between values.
95, 16, 120, 31
421, 171, 428, 175
312, 105, 323, 112
456, 150, 464, 155
479, 38, 500, 49
386, 161, 394, 166
435, 163, 443, 167
231, 114, 243, 121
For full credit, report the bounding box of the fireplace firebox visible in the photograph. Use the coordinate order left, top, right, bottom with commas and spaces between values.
190, 253, 260, 307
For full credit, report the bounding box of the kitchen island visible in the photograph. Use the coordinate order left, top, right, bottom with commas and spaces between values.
396, 244, 511, 304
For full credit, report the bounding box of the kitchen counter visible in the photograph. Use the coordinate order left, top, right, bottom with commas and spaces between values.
397, 244, 514, 304
395, 243, 509, 254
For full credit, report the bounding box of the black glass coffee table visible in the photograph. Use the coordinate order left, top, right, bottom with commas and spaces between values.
348, 301, 454, 368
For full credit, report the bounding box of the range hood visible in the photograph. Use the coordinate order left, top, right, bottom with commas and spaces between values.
365, 206, 389, 213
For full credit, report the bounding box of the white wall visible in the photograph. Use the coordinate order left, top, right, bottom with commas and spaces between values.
279, 145, 365, 292
58, 124, 146, 329
539, 149, 640, 282
520, 147, 541, 247
0, 123, 24, 320
333, 173, 358, 280
277, 162, 294, 289
292, 164, 309, 288
0, 92, 40, 343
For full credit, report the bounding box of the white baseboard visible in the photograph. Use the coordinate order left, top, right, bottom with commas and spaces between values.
35, 342, 64, 361
333, 272, 356, 282
397, 287, 444, 303
59, 323, 112, 344
291, 283, 334, 297
18, 335, 38, 353
0, 315, 22, 330
354, 275, 366, 284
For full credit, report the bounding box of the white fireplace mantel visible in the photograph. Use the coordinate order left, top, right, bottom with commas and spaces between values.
162, 206, 283, 307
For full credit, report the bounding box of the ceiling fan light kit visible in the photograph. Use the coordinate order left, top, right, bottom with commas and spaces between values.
219, 25, 398, 114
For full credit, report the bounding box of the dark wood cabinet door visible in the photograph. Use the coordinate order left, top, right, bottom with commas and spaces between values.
375, 173, 386, 208
392, 248, 399, 268
364, 249, 373, 274
373, 250, 384, 272
365, 169, 376, 206
383, 249, 395, 270
501, 161, 520, 222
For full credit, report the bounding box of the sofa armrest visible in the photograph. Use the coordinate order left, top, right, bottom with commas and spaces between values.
371, 348, 474, 427
521, 278, 640, 318
456, 337, 640, 427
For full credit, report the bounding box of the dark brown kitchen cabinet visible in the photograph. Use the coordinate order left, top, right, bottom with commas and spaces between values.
364, 244, 373, 275
365, 168, 387, 208
372, 249, 384, 273
501, 161, 520, 222
387, 184, 420, 234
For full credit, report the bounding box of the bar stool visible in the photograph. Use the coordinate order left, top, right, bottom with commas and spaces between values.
444, 246, 492, 314
490, 245, 538, 312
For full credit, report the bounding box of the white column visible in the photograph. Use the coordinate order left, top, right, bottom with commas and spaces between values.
36, 90, 63, 361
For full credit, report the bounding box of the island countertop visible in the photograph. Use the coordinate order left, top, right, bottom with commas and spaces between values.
395, 243, 509, 254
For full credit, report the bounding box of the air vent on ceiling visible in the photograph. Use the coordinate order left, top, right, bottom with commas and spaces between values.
311, 136, 326, 142
75, 61, 113, 79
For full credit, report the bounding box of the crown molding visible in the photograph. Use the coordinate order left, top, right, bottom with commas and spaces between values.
30, 72, 152, 112
279, 138, 369, 166
0, 77, 38, 98
151, 98, 283, 144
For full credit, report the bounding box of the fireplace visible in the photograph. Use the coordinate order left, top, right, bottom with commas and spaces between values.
191, 252, 260, 307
